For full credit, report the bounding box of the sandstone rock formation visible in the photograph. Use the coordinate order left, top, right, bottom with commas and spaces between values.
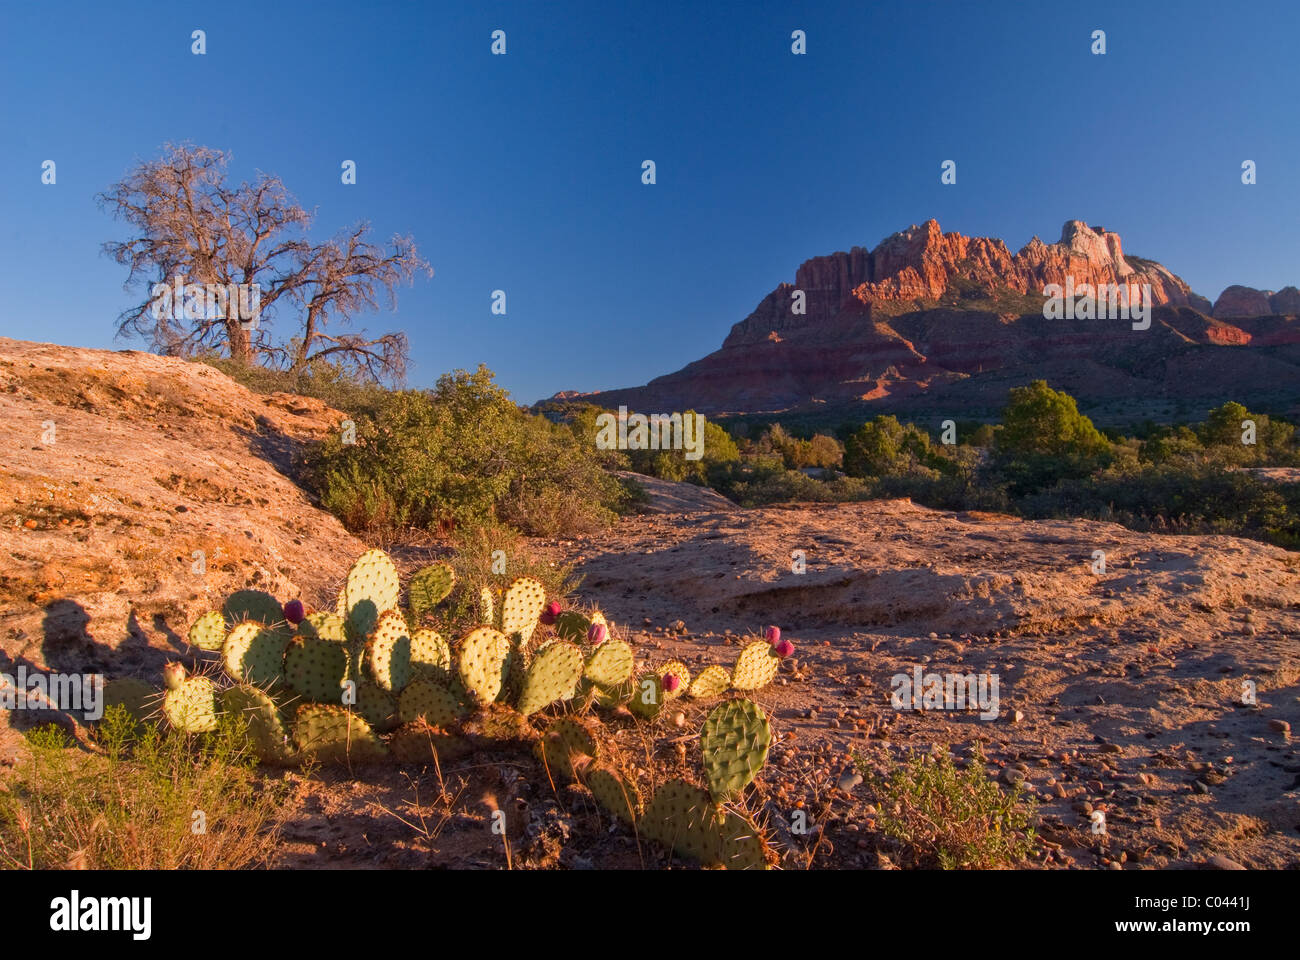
571, 220, 1300, 421
0, 338, 366, 701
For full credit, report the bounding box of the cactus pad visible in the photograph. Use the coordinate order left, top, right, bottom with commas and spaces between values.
535, 716, 599, 779
457, 626, 511, 704
688, 664, 732, 699
628, 672, 665, 720
700, 698, 771, 803
585, 766, 642, 824
731, 640, 780, 691
344, 548, 400, 640
162, 676, 218, 733
398, 678, 467, 727
222, 621, 290, 687
516, 641, 583, 715
352, 681, 398, 731
409, 628, 452, 683
284, 635, 349, 703
408, 562, 456, 618
187, 610, 227, 651
502, 576, 546, 644
460, 703, 539, 748
221, 684, 292, 762
366, 610, 412, 692
102, 678, 157, 728
584, 638, 635, 688
717, 809, 770, 870
554, 611, 591, 644
292, 704, 388, 763
659, 660, 691, 698
222, 590, 284, 630
299, 612, 348, 644
390, 720, 473, 764
478, 586, 495, 626
640, 780, 724, 866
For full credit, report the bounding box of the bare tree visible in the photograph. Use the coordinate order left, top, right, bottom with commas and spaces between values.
97, 142, 431, 382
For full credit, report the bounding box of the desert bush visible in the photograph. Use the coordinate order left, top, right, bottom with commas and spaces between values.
0, 709, 291, 869
199, 353, 386, 419
858, 750, 1037, 869
992, 380, 1112, 494
306, 365, 626, 539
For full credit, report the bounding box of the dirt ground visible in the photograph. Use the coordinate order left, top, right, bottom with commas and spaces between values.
2, 339, 1297, 869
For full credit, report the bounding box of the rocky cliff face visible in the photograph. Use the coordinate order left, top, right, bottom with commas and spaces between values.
572, 220, 1299, 420
724, 219, 1210, 348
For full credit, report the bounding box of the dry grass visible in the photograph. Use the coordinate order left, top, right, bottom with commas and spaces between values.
0, 707, 294, 869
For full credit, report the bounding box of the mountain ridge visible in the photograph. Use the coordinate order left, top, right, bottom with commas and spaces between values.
562, 220, 1300, 422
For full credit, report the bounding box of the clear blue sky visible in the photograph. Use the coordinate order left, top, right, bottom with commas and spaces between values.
1, 0, 1296, 404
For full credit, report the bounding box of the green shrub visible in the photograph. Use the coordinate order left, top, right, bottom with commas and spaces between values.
992, 380, 1112, 494
858, 750, 1037, 869
306, 366, 626, 538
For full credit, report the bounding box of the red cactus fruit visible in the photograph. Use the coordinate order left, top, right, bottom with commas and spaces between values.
283, 599, 305, 625
765, 625, 781, 645
773, 638, 794, 659
588, 622, 607, 645
540, 601, 563, 626
663, 673, 681, 693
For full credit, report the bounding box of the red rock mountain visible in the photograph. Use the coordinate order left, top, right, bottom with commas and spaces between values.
570, 220, 1300, 423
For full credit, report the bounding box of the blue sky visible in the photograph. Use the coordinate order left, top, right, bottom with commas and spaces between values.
1, 0, 1296, 404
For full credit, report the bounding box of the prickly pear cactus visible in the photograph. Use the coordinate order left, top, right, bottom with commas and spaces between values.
222, 590, 284, 630
187, 610, 227, 652
554, 611, 591, 644
659, 660, 691, 699
640, 780, 723, 866
409, 628, 452, 683
687, 664, 732, 700
284, 635, 349, 703
344, 548, 400, 641
398, 678, 467, 727
292, 704, 388, 763
162, 676, 218, 733
221, 684, 292, 763
408, 562, 456, 618
351, 681, 398, 732
716, 809, 770, 870
585, 766, 642, 824
501, 577, 546, 644
700, 698, 771, 803
584, 638, 634, 689
223, 621, 290, 687
366, 610, 412, 692
299, 612, 347, 644
390, 719, 474, 763
628, 672, 665, 720
731, 639, 780, 691
535, 716, 599, 779
478, 586, 495, 626
101, 678, 156, 728
516, 641, 583, 715
457, 626, 511, 704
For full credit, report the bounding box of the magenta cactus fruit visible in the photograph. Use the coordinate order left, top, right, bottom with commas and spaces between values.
540, 600, 562, 626
663, 673, 682, 693
283, 599, 305, 625
588, 622, 607, 645
764, 625, 781, 645
774, 638, 794, 658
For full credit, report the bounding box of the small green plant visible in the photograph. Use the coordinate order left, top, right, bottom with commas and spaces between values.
857, 749, 1037, 869
0, 708, 292, 869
